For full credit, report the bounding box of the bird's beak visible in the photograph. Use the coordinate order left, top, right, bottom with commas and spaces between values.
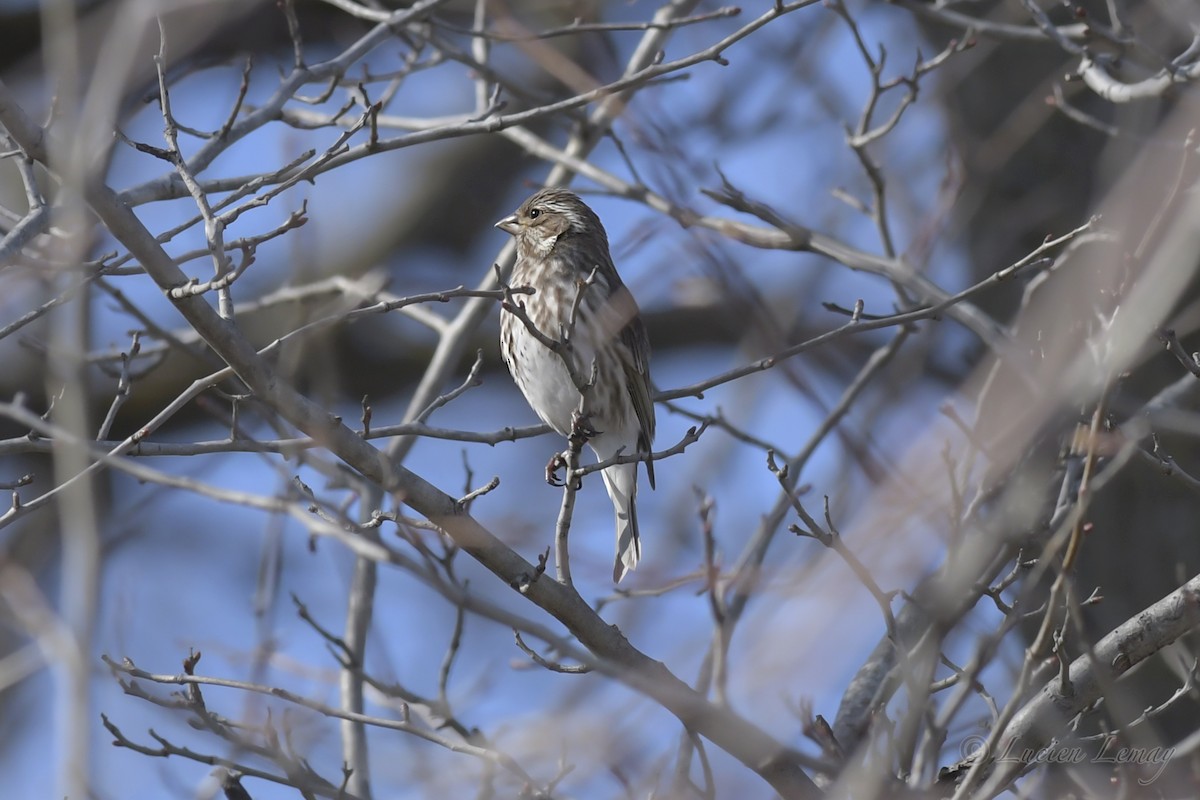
494, 213, 519, 235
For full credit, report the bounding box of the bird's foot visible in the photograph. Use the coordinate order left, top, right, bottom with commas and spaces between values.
569, 411, 599, 448
545, 451, 584, 489
546, 452, 568, 487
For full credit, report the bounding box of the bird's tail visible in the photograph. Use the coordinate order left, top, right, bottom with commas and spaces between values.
600, 461, 641, 583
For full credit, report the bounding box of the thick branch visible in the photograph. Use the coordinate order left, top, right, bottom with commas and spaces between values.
974, 573, 1200, 796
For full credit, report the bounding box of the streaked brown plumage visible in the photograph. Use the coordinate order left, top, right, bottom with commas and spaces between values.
496, 189, 655, 582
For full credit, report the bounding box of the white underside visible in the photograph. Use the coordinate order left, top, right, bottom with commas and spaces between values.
506, 320, 643, 581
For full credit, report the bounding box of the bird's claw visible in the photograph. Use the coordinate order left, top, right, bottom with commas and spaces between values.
545, 451, 583, 489
546, 453, 568, 487
569, 411, 599, 447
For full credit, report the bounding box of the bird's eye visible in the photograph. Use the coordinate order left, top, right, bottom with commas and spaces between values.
528, 208, 541, 219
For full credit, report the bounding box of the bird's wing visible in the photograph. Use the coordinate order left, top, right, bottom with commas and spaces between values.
611, 287, 656, 490
583, 261, 657, 490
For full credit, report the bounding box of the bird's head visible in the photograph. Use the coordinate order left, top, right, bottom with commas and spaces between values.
495, 188, 607, 258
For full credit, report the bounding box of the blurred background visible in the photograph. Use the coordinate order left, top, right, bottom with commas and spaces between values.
2, 0, 1199, 797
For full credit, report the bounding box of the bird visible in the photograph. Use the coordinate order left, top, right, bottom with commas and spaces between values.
495, 188, 656, 582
